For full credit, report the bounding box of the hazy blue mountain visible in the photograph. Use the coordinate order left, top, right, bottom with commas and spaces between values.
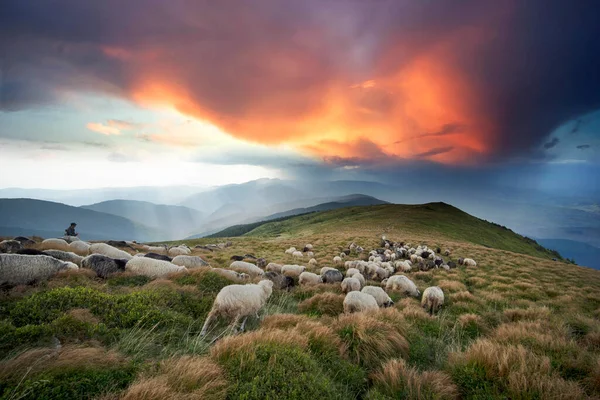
81, 200, 205, 240
0, 198, 163, 241
536, 238, 600, 270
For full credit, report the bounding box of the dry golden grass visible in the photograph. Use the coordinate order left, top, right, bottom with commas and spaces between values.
260, 313, 313, 330
457, 313, 485, 329
450, 290, 477, 302
210, 329, 309, 361
298, 292, 345, 316
370, 358, 459, 400
66, 308, 100, 324
437, 280, 467, 293
502, 306, 551, 322
450, 339, 586, 399
332, 313, 409, 370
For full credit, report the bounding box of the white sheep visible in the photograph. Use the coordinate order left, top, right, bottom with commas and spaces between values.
68, 241, 90, 256
200, 280, 274, 335
361, 286, 394, 307
211, 268, 250, 282
42, 250, 84, 267
0, 254, 78, 286
308, 258, 318, 267
306, 251, 314, 258
266, 263, 283, 273
304, 244, 313, 251
333, 256, 342, 265
41, 238, 70, 252
341, 277, 361, 293
463, 258, 477, 267
339, 252, 346, 259
284, 247, 297, 255
125, 257, 186, 278
172, 255, 210, 268
168, 246, 191, 257
229, 261, 264, 276
299, 271, 322, 285
292, 251, 303, 259
281, 264, 305, 277
343, 291, 379, 313
320, 266, 337, 275
346, 268, 360, 277
146, 245, 168, 255
395, 260, 412, 272
89, 243, 133, 261
353, 272, 366, 287
382, 275, 420, 297
421, 286, 444, 314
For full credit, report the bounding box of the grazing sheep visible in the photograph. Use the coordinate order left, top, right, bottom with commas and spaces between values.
410, 254, 418, 263
299, 271, 322, 285
343, 291, 379, 313
322, 269, 344, 284
421, 286, 445, 314
13, 236, 36, 247
436, 247, 441, 254
341, 277, 361, 293
306, 251, 314, 258
292, 251, 304, 259
89, 243, 133, 261
41, 238, 70, 252
353, 272, 366, 287
211, 268, 250, 282
284, 247, 297, 255
434, 257, 443, 267
355, 246, 364, 253
125, 257, 186, 278
333, 256, 342, 265
361, 286, 394, 307
146, 245, 168, 255
463, 258, 477, 267
230, 255, 245, 261
82, 254, 127, 278
200, 280, 274, 335
281, 264, 305, 277
0, 240, 21, 254
256, 258, 267, 268
68, 241, 90, 256
395, 260, 412, 272
0, 254, 78, 286
62, 235, 80, 243
447, 261, 457, 269
42, 250, 84, 267
145, 253, 173, 262
229, 261, 264, 276
441, 264, 450, 271
444, 249, 451, 256
168, 246, 191, 257
339, 252, 346, 259
458, 258, 464, 265
266, 263, 283, 273
264, 271, 295, 291
346, 268, 360, 277
304, 244, 313, 251
382, 275, 420, 297
320, 266, 336, 275
172, 255, 210, 269
308, 258, 318, 267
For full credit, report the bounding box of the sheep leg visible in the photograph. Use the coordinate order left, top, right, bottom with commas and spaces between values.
239, 316, 249, 332
200, 309, 217, 336
229, 314, 243, 334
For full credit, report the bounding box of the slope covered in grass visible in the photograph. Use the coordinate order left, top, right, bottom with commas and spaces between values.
244, 203, 564, 260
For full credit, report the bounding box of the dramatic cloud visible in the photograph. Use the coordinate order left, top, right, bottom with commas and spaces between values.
2, 0, 600, 165
543, 138, 560, 149
577, 145, 591, 150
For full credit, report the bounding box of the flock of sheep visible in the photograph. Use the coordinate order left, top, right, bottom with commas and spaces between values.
0, 234, 478, 337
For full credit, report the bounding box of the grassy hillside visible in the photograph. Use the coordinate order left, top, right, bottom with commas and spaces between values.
1, 205, 599, 399
244, 202, 564, 260
204, 212, 315, 238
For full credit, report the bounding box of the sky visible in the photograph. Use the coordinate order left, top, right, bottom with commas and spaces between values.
1, 0, 599, 191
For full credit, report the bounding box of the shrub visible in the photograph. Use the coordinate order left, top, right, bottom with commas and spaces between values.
107, 274, 152, 287
298, 293, 345, 316
333, 313, 409, 371
366, 358, 458, 400
210, 329, 348, 399
173, 270, 234, 294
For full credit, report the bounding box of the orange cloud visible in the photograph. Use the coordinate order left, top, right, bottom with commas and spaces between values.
86, 122, 121, 136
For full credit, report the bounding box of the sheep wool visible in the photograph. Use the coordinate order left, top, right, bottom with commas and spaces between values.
284, 247, 297, 255
353, 272, 366, 287
168, 246, 191, 257
89, 243, 133, 261
265, 271, 295, 291
341, 277, 361, 293
41, 238, 71, 252
346, 268, 360, 277
230, 261, 264, 276
421, 286, 445, 314
0, 254, 78, 286
125, 257, 186, 278
292, 251, 303, 259
146, 246, 168, 255
343, 291, 379, 313
68, 240, 90, 256
320, 267, 336, 275
299, 271, 322, 285
333, 256, 342, 265
463, 258, 477, 267
201, 280, 274, 335
42, 250, 84, 267
281, 264, 306, 277
211, 268, 250, 282
322, 269, 344, 284
0, 240, 21, 254
172, 255, 210, 269
361, 286, 394, 307
82, 254, 127, 278
308, 258, 318, 267
383, 275, 420, 297
266, 263, 283, 273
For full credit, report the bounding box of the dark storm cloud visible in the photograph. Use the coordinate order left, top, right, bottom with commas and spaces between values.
1, 0, 600, 162
577, 144, 591, 150
416, 146, 455, 158
543, 138, 560, 149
